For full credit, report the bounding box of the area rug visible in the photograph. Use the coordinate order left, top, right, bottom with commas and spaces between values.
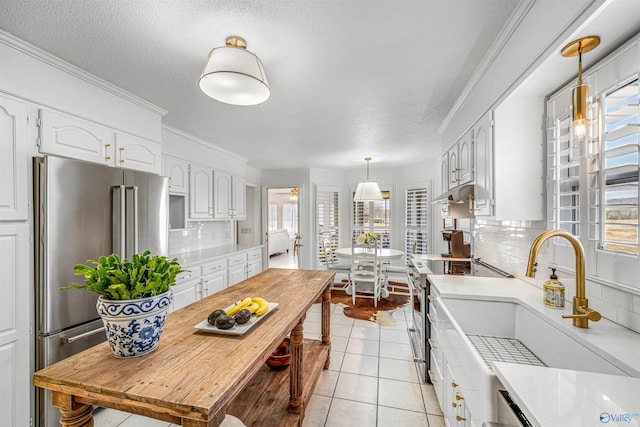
331, 286, 410, 326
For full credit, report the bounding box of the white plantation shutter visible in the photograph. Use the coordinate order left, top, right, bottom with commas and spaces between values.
405, 187, 429, 255
599, 78, 639, 254
317, 188, 339, 265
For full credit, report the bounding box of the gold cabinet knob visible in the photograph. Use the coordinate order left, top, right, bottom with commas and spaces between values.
456, 415, 467, 422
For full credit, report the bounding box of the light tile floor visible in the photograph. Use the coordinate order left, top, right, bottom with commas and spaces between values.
92, 302, 444, 427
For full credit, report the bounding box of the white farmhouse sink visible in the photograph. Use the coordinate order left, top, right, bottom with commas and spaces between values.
434, 297, 627, 424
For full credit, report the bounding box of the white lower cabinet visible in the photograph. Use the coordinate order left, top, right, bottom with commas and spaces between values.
228, 253, 248, 287
200, 259, 227, 298
171, 273, 201, 312
246, 248, 262, 279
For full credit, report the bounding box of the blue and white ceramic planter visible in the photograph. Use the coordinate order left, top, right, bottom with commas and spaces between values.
96, 290, 173, 358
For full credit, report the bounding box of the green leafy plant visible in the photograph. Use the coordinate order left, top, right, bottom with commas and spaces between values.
63, 250, 185, 300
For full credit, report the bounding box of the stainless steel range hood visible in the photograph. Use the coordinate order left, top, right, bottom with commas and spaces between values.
432, 183, 474, 204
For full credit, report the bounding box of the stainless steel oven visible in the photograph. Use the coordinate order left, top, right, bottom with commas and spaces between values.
408, 258, 513, 383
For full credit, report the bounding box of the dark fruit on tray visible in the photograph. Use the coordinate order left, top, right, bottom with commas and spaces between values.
207, 309, 227, 325
214, 314, 236, 330
234, 308, 251, 324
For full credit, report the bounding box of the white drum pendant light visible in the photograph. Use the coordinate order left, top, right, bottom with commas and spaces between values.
354, 157, 383, 201
199, 36, 270, 106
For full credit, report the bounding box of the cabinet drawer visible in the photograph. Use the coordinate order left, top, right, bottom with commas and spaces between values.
246, 248, 262, 260
227, 253, 247, 267
201, 259, 226, 275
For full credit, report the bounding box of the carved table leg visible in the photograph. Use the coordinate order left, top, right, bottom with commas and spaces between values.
51, 392, 94, 427
321, 284, 331, 369
288, 316, 305, 414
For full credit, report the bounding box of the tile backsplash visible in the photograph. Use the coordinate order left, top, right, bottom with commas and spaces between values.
471, 218, 640, 334
169, 221, 234, 255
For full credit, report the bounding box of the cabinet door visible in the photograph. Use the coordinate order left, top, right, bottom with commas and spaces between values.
202, 273, 227, 297
246, 248, 262, 278
232, 175, 247, 219
0, 95, 29, 221
228, 253, 247, 286
0, 224, 30, 426
189, 163, 213, 219
39, 109, 115, 166
441, 156, 450, 193
447, 146, 459, 189
171, 276, 201, 311
458, 133, 473, 185
473, 112, 494, 216
213, 170, 232, 219
163, 155, 189, 194
115, 133, 161, 174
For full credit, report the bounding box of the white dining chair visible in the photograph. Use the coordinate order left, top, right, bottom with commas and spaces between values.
380, 241, 415, 299
322, 239, 351, 291
350, 242, 383, 306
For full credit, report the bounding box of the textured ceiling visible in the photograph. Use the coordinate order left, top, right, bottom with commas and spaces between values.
0, 0, 518, 170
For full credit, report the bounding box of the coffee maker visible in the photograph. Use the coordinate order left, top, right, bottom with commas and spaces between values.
441, 229, 471, 258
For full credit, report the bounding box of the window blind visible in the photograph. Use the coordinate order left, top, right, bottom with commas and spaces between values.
405, 187, 429, 255
317, 189, 339, 264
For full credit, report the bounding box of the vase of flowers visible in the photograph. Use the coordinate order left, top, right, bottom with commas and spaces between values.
63, 250, 184, 358
357, 232, 379, 246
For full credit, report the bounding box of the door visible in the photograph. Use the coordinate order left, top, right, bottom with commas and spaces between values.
266, 187, 300, 269
123, 170, 169, 257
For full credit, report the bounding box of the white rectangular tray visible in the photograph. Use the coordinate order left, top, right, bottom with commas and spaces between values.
194, 302, 278, 336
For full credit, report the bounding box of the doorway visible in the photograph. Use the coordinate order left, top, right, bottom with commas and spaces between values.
266, 187, 299, 269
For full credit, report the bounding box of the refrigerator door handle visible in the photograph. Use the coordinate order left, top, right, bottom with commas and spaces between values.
112, 185, 126, 257
59, 327, 104, 344
127, 186, 139, 255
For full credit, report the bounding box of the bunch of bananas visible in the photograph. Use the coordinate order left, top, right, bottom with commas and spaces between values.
226, 296, 269, 317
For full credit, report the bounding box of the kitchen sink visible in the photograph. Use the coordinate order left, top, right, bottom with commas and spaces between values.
434, 297, 628, 423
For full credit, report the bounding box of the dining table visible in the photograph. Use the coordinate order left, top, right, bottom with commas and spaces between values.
33, 268, 335, 427
335, 247, 405, 264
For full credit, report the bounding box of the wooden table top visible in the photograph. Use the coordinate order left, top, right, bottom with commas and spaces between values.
33, 268, 334, 425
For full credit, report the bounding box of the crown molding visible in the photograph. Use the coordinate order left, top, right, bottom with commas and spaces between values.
162, 124, 249, 162
0, 29, 167, 116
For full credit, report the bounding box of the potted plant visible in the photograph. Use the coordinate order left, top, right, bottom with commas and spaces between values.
63, 250, 184, 358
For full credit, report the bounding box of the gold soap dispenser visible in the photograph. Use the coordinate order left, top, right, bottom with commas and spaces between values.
543, 268, 565, 309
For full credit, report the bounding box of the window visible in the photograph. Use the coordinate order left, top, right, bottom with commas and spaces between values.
353, 190, 391, 248
405, 187, 429, 255
600, 78, 639, 254
547, 39, 639, 288
317, 188, 339, 265
282, 202, 298, 238
268, 203, 278, 231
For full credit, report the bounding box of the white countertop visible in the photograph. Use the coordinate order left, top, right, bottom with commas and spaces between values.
493, 362, 640, 427
429, 273, 640, 426
428, 274, 640, 376
170, 244, 263, 267
412, 253, 473, 262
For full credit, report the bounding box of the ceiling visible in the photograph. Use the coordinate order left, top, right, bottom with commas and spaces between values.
0, 0, 519, 170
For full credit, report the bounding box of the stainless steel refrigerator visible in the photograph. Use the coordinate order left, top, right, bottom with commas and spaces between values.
33, 155, 169, 427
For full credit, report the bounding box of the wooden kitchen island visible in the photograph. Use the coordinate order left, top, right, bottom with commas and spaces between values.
33, 268, 334, 427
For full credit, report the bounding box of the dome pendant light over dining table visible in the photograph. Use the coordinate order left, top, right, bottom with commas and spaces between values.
199, 36, 271, 106
354, 157, 383, 201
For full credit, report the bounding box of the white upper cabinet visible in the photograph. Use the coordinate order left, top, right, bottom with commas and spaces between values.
0, 94, 29, 221
114, 133, 161, 174
473, 111, 494, 216
492, 96, 545, 220
232, 175, 246, 219
189, 163, 214, 219
162, 155, 189, 194
213, 170, 232, 219
443, 130, 473, 191
39, 109, 114, 165
213, 170, 246, 219
39, 109, 161, 173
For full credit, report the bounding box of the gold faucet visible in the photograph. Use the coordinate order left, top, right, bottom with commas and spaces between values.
526, 230, 601, 328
